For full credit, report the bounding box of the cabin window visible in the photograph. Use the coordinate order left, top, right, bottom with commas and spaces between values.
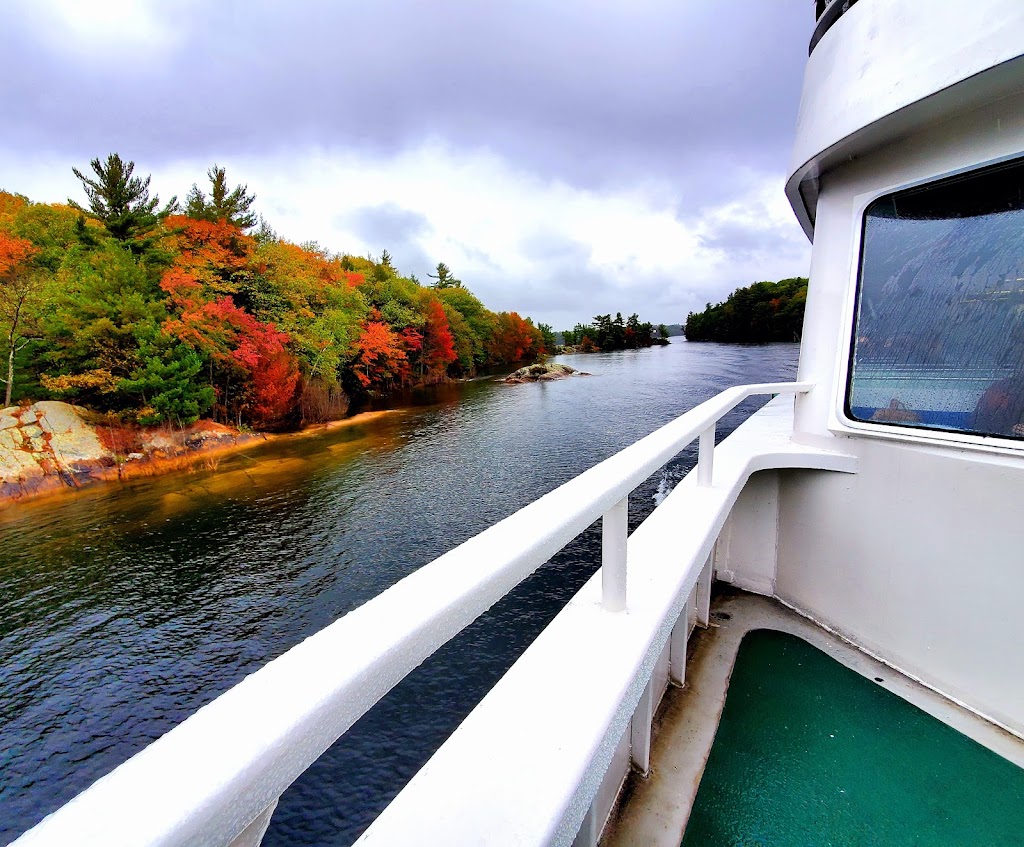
847, 159, 1024, 440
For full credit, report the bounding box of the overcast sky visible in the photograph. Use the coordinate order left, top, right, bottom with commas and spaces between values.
1, 0, 812, 330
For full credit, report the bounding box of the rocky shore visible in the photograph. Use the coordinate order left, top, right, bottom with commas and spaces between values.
0, 401, 262, 504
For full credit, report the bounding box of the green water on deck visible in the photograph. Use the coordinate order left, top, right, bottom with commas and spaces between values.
682, 630, 1024, 847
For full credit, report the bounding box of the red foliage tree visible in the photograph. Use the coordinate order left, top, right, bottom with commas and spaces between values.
161, 266, 298, 424
420, 297, 457, 380
231, 318, 300, 427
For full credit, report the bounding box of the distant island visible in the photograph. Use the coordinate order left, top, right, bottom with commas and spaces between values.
683, 277, 807, 342
556, 313, 671, 353
0, 154, 549, 432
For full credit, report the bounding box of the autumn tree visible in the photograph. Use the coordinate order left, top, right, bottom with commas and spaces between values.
353, 319, 410, 388
163, 214, 255, 299
185, 165, 258, 230
417, 295, 457, 380
229, 318, 300, 427
436, 285, 494, 368
0, 233, 41, 406
6, 174, 563, 429
439, 300, 475, 374
253, 238, 367, 403
487, 311, 543, 364
69, 154, 177, 250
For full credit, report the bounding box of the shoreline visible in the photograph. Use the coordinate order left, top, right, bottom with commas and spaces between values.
0, 407, 401, 510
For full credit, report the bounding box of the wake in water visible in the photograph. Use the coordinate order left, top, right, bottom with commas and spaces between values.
653, 470, 673, 506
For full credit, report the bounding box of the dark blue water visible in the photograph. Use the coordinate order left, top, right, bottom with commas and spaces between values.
0, 342, 798, 845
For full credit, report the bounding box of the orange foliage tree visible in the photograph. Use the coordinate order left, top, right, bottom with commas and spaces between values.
487, 311, 543, 365
353, 320, 410, 389
0, 233, 41, 406
162, 215, 254, 297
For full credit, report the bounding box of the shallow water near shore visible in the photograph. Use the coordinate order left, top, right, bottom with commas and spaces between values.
0, 341, 798, 845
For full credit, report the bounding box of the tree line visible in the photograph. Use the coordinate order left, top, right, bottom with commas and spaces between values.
683, 277, 807, 343
0, 154, 547, 429
559, 313, 669, 352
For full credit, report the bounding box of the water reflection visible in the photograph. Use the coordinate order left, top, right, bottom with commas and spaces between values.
0, 341, 798, 845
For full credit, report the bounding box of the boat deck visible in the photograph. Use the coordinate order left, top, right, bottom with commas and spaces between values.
602, 592, 1024, 846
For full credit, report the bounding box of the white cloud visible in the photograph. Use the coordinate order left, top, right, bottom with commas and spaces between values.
12, 0, 187, 59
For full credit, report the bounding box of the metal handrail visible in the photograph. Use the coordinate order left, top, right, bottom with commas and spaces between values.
13, 381, 812, 847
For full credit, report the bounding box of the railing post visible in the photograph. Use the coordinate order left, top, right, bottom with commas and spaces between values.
697, 422, 716, 487
572, 802, 598, 847
228, 799, 278, 847
602, 495, 628, 612
669, 606, 688, 687
696, 553, 713, 627
630, 676, 654, 777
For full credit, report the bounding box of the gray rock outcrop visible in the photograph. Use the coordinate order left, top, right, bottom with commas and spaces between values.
503, 363, 587, 383
0, 401, 115, 500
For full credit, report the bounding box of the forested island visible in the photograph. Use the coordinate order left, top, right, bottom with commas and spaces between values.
0, 154, 548, 431
683, 277, 807, 342
558, 313, 670, 352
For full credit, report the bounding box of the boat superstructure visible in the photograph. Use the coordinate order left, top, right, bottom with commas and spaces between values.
13, 1, 1024, 844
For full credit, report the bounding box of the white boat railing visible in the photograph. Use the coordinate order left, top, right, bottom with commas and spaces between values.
13, 381, 813, 847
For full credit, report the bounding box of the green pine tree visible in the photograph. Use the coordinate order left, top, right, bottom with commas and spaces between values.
185, 164, 257, 230
69, 154, 177, 250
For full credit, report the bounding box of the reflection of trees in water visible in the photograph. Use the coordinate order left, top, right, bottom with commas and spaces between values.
857, 210, 1024, 369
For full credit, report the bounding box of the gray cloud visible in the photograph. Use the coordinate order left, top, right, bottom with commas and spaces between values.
342, 204, 431, 245
1, 1, 811, 209
341, 203, 434, 275
519, 231, 593, 265
1, 1, 813, 324
699, 218, 808, 263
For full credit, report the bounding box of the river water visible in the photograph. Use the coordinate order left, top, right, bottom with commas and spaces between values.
0, 341, 798, 845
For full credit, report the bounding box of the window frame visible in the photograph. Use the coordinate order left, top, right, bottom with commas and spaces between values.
832, 152, 1024, 454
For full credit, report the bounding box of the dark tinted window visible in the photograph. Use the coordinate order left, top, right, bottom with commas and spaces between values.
848, 159, 1024, 439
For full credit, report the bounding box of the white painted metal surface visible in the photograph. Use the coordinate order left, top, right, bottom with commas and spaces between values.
601, 496, 629, 612
357, 397, 856, 846
782, 0, 1024, 741
12, 383, 819, 847
696, 424, 715, 487
786, 0, 1024, 236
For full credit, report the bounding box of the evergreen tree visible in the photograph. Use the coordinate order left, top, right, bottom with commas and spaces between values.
252, 215, 278, 245
683, 277, 808, 342
120, 333, 215, 425
69, 154, 177, 249
536, 322, 556, 353
428, 261, 462, 289
185, 165, 257, 229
